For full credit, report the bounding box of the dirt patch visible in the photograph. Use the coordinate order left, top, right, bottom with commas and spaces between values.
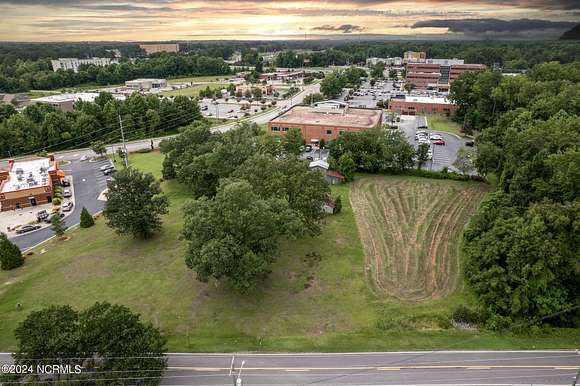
349, 176, 487, 302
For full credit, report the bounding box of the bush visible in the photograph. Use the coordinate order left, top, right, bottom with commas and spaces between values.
79, 207, 95, 228
0, 233, 24, 270
52, 197, 61, 206
451, 304, 484, 325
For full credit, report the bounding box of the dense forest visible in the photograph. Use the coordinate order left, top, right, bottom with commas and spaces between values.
0, 53, 231, 93
0, 93, 200, 157
448, 62, 580, 328
274, 41, 580, 69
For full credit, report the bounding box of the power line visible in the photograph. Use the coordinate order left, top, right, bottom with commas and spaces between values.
7, 108, 202, 159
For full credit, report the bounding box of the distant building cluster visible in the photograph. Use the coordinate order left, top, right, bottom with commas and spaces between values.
259, 70, 304, 82
50, 57, 119, 73
235, 84, 273, 96
139, 43, 180, 55
366, 57, 403, 67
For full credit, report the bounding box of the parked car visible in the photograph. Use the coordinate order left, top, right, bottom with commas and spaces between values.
429, 134, 443, 140
305, 145, 313, 152
80, 155, 89, 161
100, 164, 112, 171
62, 202, 74, 212
16, 224, 41, 234
465, 140, 475, 147
45, 213, 65, 224
103, 167, 116, 176
432, 139, 446, 145
63, 189, 72, 198
60, 178, 70, 187
36, 210, 49, 222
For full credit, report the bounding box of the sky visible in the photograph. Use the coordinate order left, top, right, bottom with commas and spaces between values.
0, 0, 578, 41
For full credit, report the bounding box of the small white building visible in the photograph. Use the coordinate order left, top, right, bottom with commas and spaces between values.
125, 79, 167, 91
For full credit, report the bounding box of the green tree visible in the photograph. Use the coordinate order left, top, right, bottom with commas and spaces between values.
371, 62, 385, 78
91, 140, 106, 158
104, 168, 169, 238
389, 69, 397, 79
79, 207, 95, 228
453, 147, 476, 175
283, 128, 303, 155
320, 72, 344, 98
337, 152, 356, 182
0, 233, 23, 270
51, 214, 66, 236
416, 143, 430, 170
13, 302, 167, 385
183, 180, 302, 292
302, 93, 324, 105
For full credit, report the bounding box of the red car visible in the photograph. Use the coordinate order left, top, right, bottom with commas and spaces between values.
433, 139, 446, 145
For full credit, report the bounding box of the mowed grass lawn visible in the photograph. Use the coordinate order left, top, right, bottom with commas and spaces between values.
168, 75, 234, 84
161, 83, 230, 98
0, 152, 578, 352
426, 114, 467, 137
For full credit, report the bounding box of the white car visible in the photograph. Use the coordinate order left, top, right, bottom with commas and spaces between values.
430, 134, 443, 141
80, 155, 88, 161
63, 189, 72, 198
62, 201, 74, 212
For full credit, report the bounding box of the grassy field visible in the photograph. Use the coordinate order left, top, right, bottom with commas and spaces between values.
426, 114, 466, 137
350, 176, 489, 302
161, 83, 229, 97
0, 152, 578, 351
167, 75, 234, 84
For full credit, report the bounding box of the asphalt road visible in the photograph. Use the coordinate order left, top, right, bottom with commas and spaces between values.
10, 158, 111, 250
1, 351, 578, 385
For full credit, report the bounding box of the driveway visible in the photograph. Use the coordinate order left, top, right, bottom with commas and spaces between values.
10, 158, 111, 250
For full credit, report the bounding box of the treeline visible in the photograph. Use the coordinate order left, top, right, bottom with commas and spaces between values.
0, 42, 143, 64
0, 92, 200, 157
320, 67, 367, 97
0, 53, 231, 92
451, 62, 580, 328
274, 41, 580, 69
161, 123, 329, 291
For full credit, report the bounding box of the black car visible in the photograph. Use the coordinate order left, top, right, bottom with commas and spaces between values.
61, 179, 70, 187
465, 140, 475, 147
102, 166, 116, 175
16, 224, 42, 234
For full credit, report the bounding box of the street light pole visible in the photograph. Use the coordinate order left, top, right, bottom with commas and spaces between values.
118, 114, 129, 169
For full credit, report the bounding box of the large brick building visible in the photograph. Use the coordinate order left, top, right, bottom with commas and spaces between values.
0, 155, 64, 211
406, 59, 486, 92
388, 96, 457, 115
268, 101, 383, 143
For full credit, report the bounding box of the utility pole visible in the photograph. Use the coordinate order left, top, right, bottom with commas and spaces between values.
118, 114, 129, 169
229, 356, 245, 386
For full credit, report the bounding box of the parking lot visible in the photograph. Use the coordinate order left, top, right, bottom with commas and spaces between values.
397, 115, 468, 172
344, 80, 404, 108
199, 98, 272, 120
10, 157, 112, 250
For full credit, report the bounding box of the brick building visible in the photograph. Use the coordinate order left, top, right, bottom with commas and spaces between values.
406, 60, 486, 92
0, 155, 64, 211
235, 84, 274, 96
268, 102, 383, 143
388, 96, 457, 115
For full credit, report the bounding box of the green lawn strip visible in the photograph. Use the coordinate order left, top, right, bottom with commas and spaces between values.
161, 83, 230, 97
426, 114, 470, 138
167, 75, 234, 84
0, 153, 578, 351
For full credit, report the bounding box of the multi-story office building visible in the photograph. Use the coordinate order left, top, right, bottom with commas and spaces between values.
406, 61, 486, 92
50, 57, 118, 73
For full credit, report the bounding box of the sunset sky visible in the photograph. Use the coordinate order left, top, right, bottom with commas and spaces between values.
0, 0, 577, 41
